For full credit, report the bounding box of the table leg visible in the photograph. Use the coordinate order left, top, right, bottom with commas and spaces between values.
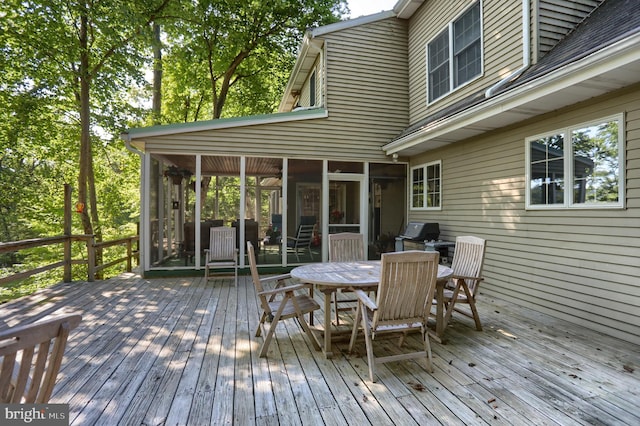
323, 288, 334, 358
429, 280, 447, 344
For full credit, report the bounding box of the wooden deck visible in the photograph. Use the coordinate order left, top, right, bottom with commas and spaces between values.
1, 273, 638, 425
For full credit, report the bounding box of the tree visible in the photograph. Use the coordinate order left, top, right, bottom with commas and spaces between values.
159, 0, 347, 122
1, 0, 170, 244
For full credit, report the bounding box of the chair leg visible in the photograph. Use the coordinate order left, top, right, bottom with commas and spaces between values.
349, 303, 363, 353
422, 329, 433, 373
362, 317, 376, 382
259, 302, 286, 357
333, 291, 341, 326
234, 263, 238, 287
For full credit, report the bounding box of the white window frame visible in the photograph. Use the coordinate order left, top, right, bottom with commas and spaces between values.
410, 160, 442, 210
426, 0, 483, 104
525, 113, 625, 210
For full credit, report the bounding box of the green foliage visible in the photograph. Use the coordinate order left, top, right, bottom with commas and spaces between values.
0, 0, 347, 301
158, 0, 346, 121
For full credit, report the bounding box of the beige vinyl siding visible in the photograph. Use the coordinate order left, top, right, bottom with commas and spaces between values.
408, 0, 524, 124
407, 84, 640, 344
139, 17, 408, 163
322, 18, 409, 132
536, 0, 604, 57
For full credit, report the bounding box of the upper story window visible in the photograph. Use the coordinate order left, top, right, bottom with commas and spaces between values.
427, 1, 482, 103
309, 71, 316, 107
526, 114, 625, 209
411, 160, 441, 210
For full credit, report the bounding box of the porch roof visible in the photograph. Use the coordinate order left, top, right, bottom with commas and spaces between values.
121, 107, 328, 149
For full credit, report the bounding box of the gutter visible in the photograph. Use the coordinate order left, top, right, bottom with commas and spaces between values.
484, 0, 530, 98
123, 133, 144, 156
384, 30, 640, 154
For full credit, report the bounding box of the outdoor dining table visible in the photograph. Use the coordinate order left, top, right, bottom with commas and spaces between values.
290, 260, 453, 358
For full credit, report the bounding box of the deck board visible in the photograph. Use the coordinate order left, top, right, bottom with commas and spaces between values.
0, 273, 638, 425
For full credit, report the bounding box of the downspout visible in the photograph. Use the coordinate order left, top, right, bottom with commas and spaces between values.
485, 0, 530, 98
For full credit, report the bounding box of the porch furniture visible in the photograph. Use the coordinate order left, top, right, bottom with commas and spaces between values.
232, 219, 259, 253
287, 224, 315, 262
348, 251, 440, 382
247, 242, 320, 357
290, 259, 452, 357
0, 314, 82, 403
441, 236, 486, 331
265, 214, 283, 245
204, 227, 238, 286
182, 220, 223, 265
328, 232, 367, 325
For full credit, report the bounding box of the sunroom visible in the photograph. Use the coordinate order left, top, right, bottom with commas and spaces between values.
123, 111, 407, 275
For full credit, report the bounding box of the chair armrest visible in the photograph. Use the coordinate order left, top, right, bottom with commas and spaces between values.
352, 289, 377, 311
452, 275, 484, 282
258, 283, 310, 297
259, 273, 291, 287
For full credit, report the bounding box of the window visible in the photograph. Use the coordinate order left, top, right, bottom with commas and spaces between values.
526, 114, 624, 209
411, 161, 441, 210
309, 71, 316, 107
427, 1, 482, 103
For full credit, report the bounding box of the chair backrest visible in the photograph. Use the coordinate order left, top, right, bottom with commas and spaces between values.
451, 236, 486, 293
208, 227, 237, 260
373, 251, 439, 329
328, 233, 366, 262
293, 224, 315, 248
247, 242, 272, 314
0, 314, 82, 403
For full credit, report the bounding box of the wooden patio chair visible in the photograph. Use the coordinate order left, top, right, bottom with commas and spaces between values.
286, 223, 315, 262
441, 236, 486, 331
204, 226, 238, 286
247, 242, 320, 357
328, 232, 366, 325
349, 250, 439, 382
0, 313, 82, 403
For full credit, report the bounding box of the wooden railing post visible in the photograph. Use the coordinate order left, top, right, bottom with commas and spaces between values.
63, 184, 72, 283
87, 235, 96, 282
126, 238, 132, 272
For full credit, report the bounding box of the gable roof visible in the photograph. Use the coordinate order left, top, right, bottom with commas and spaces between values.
385, 0, 640, 156
278, 10, 396, 112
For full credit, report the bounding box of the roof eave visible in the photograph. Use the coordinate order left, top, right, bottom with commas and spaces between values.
384, 32, 640, 156
121, 108, 329, 143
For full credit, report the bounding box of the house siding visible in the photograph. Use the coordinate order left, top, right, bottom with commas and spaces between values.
322, 18, 409, 132
535, 0, 604, 59
407, 84, 640, 344
408, 0, 524, 124
139, 17, 408, 163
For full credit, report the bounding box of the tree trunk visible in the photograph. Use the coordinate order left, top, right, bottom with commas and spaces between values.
152, 22, 162, 124
78, 11, 103, 276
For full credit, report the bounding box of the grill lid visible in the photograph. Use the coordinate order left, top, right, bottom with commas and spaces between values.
399, 222, 440, 241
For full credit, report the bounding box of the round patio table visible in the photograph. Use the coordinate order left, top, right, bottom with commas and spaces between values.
291, 260, 453, 357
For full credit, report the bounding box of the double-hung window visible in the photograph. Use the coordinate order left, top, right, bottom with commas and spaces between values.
411, 161, 441, 210
526, 114, 625, 209
427, 1, 482, 103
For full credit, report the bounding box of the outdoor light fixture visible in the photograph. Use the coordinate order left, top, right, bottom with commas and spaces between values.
392, 153, 398, 163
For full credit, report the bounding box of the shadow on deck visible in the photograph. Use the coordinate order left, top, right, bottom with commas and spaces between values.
0, 273, 638, 425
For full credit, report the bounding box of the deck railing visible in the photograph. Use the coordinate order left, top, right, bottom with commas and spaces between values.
0, 234, 139, 286
0, 184, 139, 286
